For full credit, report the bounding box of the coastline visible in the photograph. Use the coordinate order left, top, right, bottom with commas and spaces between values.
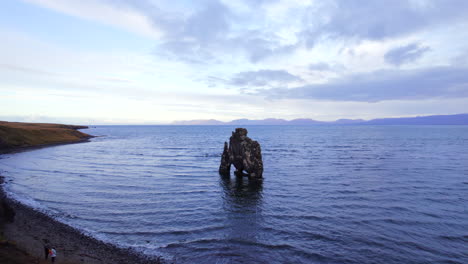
0, 121, 94, 154
0, 122, 163, 264
0, 181, 161, 264
0, 138, 93, 155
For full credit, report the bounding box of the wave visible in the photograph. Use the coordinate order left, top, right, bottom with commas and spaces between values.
262, 213, 325, 221
163, 237, 295, 251
4, 188, 49, 211
2, 125, 468, 264
438, 235, 468, 242
100, 225, 226, 237
162, 238, 333, 263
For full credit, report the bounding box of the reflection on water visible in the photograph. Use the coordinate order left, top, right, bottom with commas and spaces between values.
219, 174, 263, 208
219, 174, 264, 262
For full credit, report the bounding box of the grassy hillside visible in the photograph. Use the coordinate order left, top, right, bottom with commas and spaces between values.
0, 121, 93, 151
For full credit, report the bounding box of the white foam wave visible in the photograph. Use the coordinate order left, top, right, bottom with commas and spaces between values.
2, 183, 136, 255
4, 185, 49, 212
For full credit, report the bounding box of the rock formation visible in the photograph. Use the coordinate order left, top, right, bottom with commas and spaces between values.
219, 128, 263, 178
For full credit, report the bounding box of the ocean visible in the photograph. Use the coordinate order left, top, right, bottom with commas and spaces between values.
1, 125, 467, 263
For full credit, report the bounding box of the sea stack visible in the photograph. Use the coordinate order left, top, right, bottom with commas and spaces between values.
219, 128, 263, 178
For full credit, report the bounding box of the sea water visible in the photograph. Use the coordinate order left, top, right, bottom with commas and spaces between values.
0, 125, 467, 263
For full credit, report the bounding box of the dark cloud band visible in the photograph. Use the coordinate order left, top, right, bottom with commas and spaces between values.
257, 66, 468, 102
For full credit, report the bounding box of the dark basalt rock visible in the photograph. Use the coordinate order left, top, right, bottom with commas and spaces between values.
219, 128, 263, 178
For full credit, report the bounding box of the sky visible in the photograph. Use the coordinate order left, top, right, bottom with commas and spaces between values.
1, 0, 468, 124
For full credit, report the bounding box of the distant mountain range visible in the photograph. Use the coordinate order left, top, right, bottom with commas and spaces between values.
171, 114, 468, 125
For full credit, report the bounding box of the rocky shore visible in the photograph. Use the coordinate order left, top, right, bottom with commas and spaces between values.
0, 178, 162, 264
0, 121, 164, 264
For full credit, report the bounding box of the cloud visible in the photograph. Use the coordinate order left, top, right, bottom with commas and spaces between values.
24, 0, 468, 64
301, 0, 468, 47
0, 63, 59, 76
130, 0, 468, 65
229, 69, 303, 87
451, 50, 468, 67
257, 66, 468, 102
23, 0, 162, 38
96, 76, 134, 83
110, 0, 295, 63
153, 0, 232, 63
384, 43, 431, 65
309, 62, 346, 72
230, 32, 297, 63
308, 62, 332, 71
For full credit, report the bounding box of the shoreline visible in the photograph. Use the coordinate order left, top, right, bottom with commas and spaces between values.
0, 177, 162, 263
0, 138, 93, 155
0, 121, 95, 154
0, 180, 162, 264
0, 123, 165, 264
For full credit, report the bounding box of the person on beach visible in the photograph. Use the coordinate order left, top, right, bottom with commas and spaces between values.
50, 247, 57, 263
44, 245, 49, 260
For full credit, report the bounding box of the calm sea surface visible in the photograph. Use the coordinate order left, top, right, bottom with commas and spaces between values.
1, 126, 467, 263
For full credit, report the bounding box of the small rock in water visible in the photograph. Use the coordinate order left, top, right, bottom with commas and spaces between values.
219, 128, 263, 178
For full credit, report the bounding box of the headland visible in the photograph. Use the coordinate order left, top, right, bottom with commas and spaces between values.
0, 121, 94, 153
